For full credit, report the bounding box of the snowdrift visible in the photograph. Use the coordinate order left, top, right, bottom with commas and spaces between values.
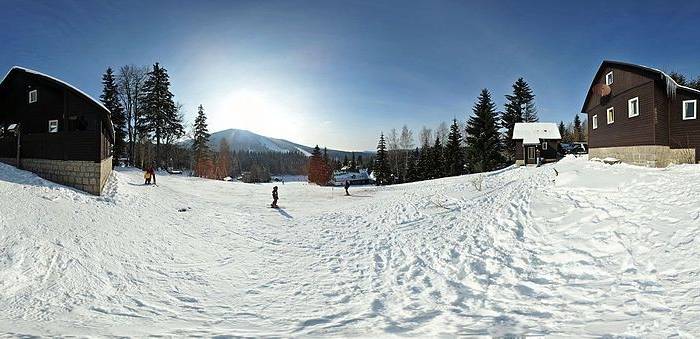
0, 157, 699, 337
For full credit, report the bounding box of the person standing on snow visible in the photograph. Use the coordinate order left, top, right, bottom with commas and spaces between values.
271, 186, 279, 208
149, 166, 157, 185
344, 180, 351, 196
144, 168, 152, 185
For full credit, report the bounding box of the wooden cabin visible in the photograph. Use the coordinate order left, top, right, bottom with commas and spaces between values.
0, 66, 114, 194
582, 60, 700, 167
512, 122, 561, 165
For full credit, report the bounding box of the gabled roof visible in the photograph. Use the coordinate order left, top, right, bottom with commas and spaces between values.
581, 60, 700, 113
512, 122, 561, 144
0, 66, 114, 140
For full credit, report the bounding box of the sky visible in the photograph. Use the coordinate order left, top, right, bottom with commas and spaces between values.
2, 0, 700, 151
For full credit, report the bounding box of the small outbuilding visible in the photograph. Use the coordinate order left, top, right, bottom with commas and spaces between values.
0, 66, 114, 194
512, 122, 561, 165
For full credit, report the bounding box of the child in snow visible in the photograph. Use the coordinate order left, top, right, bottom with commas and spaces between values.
144, 169, 152, 185
149, 167, 156, 185
271, 186, 279, 208
344, 180, 351, 196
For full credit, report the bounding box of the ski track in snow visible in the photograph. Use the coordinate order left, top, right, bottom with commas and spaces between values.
0, 156, 698, 337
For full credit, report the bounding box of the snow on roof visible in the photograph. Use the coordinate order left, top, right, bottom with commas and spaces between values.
512, 122, 561, 144
0, 66, 110, 114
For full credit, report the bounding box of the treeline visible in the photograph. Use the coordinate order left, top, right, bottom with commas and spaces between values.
372, 78, 574, 185
557, 115, 587, 144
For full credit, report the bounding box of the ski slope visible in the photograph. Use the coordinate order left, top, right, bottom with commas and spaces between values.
0, 156, 699, 337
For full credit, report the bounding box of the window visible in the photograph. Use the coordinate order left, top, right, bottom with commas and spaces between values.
542, 141, 548, 150
527, 147, 536, 159
683, 100, 697, 120
28, 90, 37, 103
593, 115, 598, 129
48, 120, 58, 133
627, 97, 639, 118
605, 71, 613, 85
607, 107, 615, 124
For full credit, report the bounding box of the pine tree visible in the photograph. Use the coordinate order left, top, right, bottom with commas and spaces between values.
405, 147, 420, 182
374, 133, 390, 185
100, 67, 127, 168
418, 140, 431, 180
350, 152, 357, 170
573, 115, 583, 142
467, 89, 504, 173
141, 62, 179, 167
444, 118, 465, 176
192, 104, 211, 177
502, 78, 538, 160
308, 145, 329, 185
430, 136, 445, 179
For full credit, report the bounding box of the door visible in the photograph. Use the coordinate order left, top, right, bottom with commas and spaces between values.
526, 146, 537, 164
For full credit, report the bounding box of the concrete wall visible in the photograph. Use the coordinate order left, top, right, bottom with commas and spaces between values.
589, 146, 695, 167
0, 156, 112, 195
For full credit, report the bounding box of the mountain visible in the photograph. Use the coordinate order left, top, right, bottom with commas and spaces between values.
189, 128, 373, 159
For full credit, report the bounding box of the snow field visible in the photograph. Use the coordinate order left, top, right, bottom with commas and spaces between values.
0, 156, 698, 336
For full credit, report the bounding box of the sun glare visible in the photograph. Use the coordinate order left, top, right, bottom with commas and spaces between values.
212, 88, 294, 138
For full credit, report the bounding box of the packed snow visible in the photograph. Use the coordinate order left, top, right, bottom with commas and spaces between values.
0, 156, 699, 336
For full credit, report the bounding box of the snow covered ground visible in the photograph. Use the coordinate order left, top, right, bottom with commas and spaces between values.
0, 156, 699, 337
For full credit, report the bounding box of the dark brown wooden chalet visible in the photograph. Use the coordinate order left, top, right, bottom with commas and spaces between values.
512, 122, 562, 165
582, 60, 700, 167
0, 66, 114, 194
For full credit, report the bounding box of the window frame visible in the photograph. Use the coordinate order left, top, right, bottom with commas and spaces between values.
28, 90, 37, 104
605, 71, 613, 85
48, 119, 58, 133
607, 107, 615, 124
683, 99, 697, 120
628, 97, 639, 118
592, 114, 598, 129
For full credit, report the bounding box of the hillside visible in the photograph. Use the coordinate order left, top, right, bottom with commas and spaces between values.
0, 156, 698, 336
188, 128, 373, 159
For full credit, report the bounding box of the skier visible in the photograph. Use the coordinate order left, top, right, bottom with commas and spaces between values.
344, 180, 351, 196
144, 166, 156, 185
144, 168, 152, 185
271, 186, 279, 208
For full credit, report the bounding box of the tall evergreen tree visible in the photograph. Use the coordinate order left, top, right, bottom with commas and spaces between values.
444, 118, 465, 176
141, 62, 179, 167
308, 145, 325, 184
573, 115, 583, 142
405, 147, 420, 182
374, 133, 390, 185
418, 140, 431, 180
430, 136, 445, 179
502, 78, 538, 160
467, 89, 504, 173
192, 104, 211, 177
100, 67, 127, 168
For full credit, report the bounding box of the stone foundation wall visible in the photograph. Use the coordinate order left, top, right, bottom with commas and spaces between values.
589, 146, 696, 167
0, 157, 112, 195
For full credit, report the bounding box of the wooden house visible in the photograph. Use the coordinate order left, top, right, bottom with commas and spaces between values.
512, 122, 561, 165
0, 66, 114, 194
582, 60, 700, 166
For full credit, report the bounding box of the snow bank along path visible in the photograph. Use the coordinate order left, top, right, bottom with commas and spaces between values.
0, 156, 698, 336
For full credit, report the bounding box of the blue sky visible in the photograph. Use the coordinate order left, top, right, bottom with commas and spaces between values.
2, 0, 700, 150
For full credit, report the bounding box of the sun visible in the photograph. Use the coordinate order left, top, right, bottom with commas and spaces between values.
213, 88, 289, 137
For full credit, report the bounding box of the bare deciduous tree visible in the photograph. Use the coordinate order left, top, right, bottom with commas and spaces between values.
117, 65, 148, 166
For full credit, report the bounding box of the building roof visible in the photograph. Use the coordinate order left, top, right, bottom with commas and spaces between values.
0, 66, 114, 141
512, 122, 561, 145
581, 60, 700, 113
